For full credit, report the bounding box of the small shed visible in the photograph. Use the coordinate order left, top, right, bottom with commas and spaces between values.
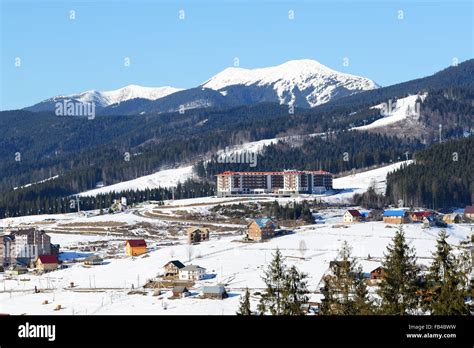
442, 214, 462, 224
5, 264, 28, 276
343, 209, 361, 223
84, 255, 103, 265
172, 286, 190, 298
202, 285, 228, 299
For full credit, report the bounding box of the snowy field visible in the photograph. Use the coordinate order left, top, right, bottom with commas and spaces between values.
0, 213, 471, 315
1, 162, 470, 315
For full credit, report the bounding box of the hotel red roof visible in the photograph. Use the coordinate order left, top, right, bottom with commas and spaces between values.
126, 239, 147, 247
37, 255, 58, 264
216, 170, 331, 176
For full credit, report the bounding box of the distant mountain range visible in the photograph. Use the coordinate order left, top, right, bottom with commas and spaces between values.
24, 59, 379, 115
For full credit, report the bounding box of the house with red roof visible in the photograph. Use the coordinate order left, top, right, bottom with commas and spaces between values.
125, 239, 147, 256
464, 205, 474, 221
343, 209, 362, 223
35, 255, 58, 272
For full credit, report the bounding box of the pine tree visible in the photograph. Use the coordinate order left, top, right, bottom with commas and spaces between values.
378, 226, 420, 315
425, 230, 470, 315
320, 241, 358, 315
281, 265, 309, 315
258, 248, 286, 315
236, 288, 252, 315
352, 268, 375, 315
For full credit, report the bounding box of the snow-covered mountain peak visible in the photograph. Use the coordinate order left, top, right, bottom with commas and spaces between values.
202, 59, 379, 107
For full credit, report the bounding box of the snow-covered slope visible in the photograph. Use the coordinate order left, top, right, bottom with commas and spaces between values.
202, 59, 379, 107
354, 93, 427, 130
78, 166, 194, 197
26, 85, 183, 112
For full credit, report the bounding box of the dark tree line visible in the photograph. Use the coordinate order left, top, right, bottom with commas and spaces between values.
386, 136, 473, 209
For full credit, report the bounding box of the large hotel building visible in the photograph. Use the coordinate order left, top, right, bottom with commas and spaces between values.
216, 170, 333, 197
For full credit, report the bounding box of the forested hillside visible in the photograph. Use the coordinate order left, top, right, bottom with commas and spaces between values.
386, 136, 473, 209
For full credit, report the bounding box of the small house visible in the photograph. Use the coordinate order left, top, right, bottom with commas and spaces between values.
410, 211, 432, 222
179, 265, 206, 281
202, 285, 228, 299
84, 255, 103, 265
5, 264, 27, 276
35, 255, 58, 272
343, 209, 361, 223
186, 227, 210, 244
125, 239, 147, 256
172, 286, 190, 298
464, 205, 474, 221
370, 266, 385, 280
383, 210, 409, 224
163, 260, 185, 277
247, 218, 277, 242
442, 214, 462, 224
368, 209, 384, 221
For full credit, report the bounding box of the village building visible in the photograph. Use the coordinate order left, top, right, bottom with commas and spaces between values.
410, 211, 432, 222
383, 210, 409, 224
35, 255, 59, 272
1, 228, 54, 267
172, 286, 191, 298
368, 209, 384, 221
442, 213, 462, 224
247, 218, 277, 242
202, 285, 228, 299
464, 205, 474, 221
179, 265, 206, 281
163, 260, 185, 278
370, 266, 385, 280
186, 227, 210, 244
216, 170, 333, 197
83, 255, 103, 265
343, 209, 362, 223
125, 239, 147, 256
5, 264, 28, 276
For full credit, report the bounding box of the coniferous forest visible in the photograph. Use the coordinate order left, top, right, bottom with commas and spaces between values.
386, 136, 473, 209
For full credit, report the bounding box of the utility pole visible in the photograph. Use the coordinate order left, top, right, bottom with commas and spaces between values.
439, 124, 442, 144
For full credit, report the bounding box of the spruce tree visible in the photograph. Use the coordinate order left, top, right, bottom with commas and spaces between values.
237, 288, 252, 315
425, 230, 470, 315
352, 268, 375, 315
258, 248, 286, 315
378, 226, 420, 315
320, 241, 358, 315
281, 265, 309, 315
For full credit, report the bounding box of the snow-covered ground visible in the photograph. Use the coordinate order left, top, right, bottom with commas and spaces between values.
354, 93, 427, 130
78, 166, 195, 197
0, 209, 471, 315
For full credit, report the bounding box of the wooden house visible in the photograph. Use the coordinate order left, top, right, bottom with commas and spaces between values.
383, 210, 409, 224
125, 239, 147, 256
186, 227, 210, 244
35, 255, 58, 272
172, 286, 190, 298
368, 209, 384, 221
179, 265, 206, 281
464, 205, 474, 221
84, 255, 103, 265
370, 266, 385, 280
343, 209, 361, 223
247, 218, 277, 242
163, 260, 185, 277
202, 285, 228, 299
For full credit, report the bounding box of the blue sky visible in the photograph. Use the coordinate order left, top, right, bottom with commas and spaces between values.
1, 0, 473, 110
